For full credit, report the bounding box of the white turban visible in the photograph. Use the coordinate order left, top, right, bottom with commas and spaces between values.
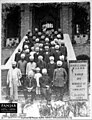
36, 67, 40, 71
28, 70, 34, 78
51, 41, 56, 45
42, 68, 47, 74
24, 45, 28, 49
59, 55, 64, 60
35, 38, 39, 42
38, 55, 43, 60
44, 46, 49, 49
29, 56, 34, 60
49, 56, 54, 60
21, 53, 25, 58
25, 49, 30, 53
57, 61, 63, 66
12, 61, 16, 65
35, 47, 39, 51
55, 45, 59, 49
57, 34, 61, 38
45, 38, 49, 41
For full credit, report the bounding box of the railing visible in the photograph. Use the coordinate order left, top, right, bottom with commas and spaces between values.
1, 34, 76, 69
1, 36, 26, 69
64, 34, 76, 61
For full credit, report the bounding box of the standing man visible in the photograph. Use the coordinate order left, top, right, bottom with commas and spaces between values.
17, 54, 27, 87
26, 56, 36, 76
15, 49, 21, 62
39, 68, 51, 104
7, 61, 22, 102
53, 61, 67, 101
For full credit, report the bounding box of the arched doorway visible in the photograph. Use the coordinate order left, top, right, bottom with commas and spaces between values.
76, 54, 90, 82
33, 4, 60, 32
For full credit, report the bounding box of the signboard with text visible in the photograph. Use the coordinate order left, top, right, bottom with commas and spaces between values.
69, 60, 88, 101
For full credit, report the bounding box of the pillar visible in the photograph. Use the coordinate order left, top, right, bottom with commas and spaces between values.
68, 7, 72, 40
62, 5, 69, 34
60, 6, 63, 32
21, 4, 32, 39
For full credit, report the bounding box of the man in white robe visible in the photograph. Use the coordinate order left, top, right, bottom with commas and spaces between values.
7, 61, 22, 102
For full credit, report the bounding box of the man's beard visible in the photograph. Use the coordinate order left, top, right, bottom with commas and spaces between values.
12, 66, 16, 69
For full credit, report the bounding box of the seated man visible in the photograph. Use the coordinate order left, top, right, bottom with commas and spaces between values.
39, 68, 51, 104
23, 70, 37, 104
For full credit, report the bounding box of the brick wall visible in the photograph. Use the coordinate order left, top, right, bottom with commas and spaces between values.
1, 69, 9, 86
60, 5, 72, 40
73, 43, 90, 57
1, 48, 15, 65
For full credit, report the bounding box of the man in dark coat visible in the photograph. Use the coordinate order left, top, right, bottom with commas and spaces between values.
57, 28, 64, 39
17, 54, 27, 86
24, 49, 30, 62
43, 46, 51, 64
60, 42, 67, 58
15, 49, 21, 62
47, 56, 56, 84
34, 47, 40, 63
54, 45, 61, 62
59, 55, 68, 73
39, 69, 51, 104
50, 43, 55, 56
22, 36, 30, 50
53, 61, 67, 101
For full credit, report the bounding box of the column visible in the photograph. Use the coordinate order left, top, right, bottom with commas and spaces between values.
21, 4, 32, 39
60, 6, 63, 32
62, 5, 69, 34
68, 7, 72, 40
21, 4, 25, 39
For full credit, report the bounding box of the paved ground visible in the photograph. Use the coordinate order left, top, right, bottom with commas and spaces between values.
1, 85, 91, 118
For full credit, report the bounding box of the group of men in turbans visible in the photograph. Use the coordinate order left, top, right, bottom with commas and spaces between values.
7, 27, 68, 104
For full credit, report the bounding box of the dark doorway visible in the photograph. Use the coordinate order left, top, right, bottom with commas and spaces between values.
72, 3, 89, 35
33, 4, 60, 32
6, 6, 21, 38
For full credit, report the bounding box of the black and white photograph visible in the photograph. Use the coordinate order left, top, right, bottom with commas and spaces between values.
0, 0, 91, 119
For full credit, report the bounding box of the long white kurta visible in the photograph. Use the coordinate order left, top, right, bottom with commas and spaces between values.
7, 67, 22, 100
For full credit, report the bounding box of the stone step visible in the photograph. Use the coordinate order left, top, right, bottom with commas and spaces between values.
1, 86, 69, 101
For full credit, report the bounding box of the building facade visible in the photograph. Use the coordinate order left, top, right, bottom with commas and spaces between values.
1, 2, 90, 65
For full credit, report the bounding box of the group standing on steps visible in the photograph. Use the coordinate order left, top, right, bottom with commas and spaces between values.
7, 27, 68, 104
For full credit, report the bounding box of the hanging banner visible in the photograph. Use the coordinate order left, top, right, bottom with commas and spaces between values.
69, 60, 88, 101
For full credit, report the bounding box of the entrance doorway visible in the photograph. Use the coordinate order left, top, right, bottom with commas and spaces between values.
33, 4, 60, 32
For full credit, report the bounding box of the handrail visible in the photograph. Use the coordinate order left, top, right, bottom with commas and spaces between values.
1, 36, 26, 69
64, 34, 76, 61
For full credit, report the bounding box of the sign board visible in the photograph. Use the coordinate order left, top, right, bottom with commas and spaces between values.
42, 23, 54, 32
69, 60, 88, 101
